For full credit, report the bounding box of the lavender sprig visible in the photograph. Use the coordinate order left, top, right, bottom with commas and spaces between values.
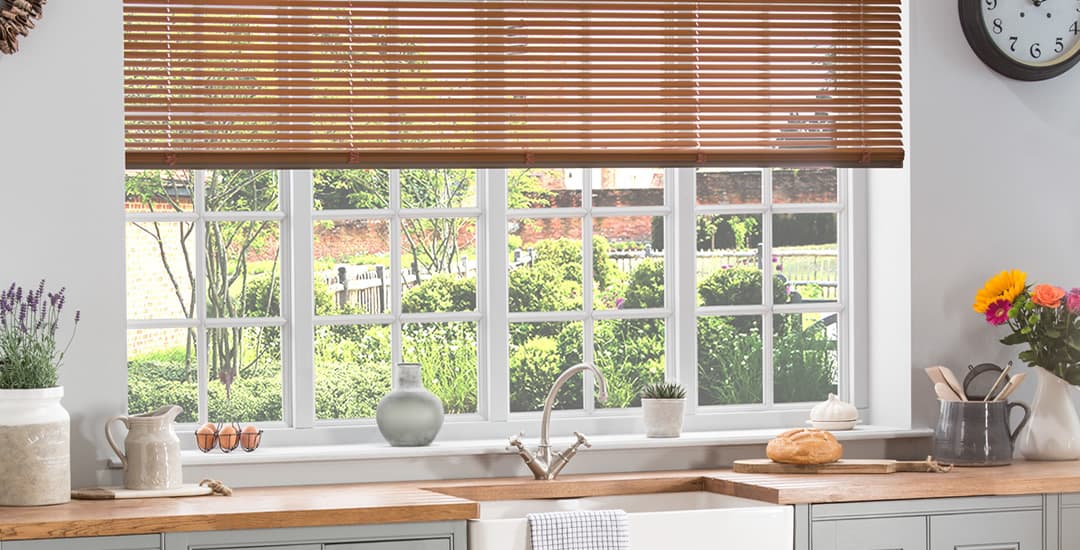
0, 280, 80, 389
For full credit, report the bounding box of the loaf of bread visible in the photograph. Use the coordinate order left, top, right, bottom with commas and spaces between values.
766, 428, 842, 465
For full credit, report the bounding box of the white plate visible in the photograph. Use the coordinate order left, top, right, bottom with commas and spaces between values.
806, 419, 859, 431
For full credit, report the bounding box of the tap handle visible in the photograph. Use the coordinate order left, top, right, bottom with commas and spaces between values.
572, 431, 591, 449
507, 432, 526, 452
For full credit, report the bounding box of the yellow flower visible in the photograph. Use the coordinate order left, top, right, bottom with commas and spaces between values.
973, 270, 1027, 313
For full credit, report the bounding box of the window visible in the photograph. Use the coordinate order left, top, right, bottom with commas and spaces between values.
125, 167, 854, 441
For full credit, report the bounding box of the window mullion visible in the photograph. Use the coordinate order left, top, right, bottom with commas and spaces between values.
290, 169, 315, 429
194, 169, 209, 425
389, 170, 403, 387
487, 169, 510, 423
582, 169, 596, 413
675, 168, 698, 411
762, 169, 775, 409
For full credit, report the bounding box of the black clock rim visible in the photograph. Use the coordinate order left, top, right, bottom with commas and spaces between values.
958, 0, 1080, 81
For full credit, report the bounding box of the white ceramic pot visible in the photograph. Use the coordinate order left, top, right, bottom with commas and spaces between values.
642, 398, 685, 438
1018, 366, 1080, 461
0, 386, 71, 506
376, 363, 445, 446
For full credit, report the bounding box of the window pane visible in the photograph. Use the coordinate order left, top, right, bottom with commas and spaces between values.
401, 169, 477, 209
594, 318, 665, 408
592, 168, 664, 207
402, 322, 478, 415
313, 169, 390, 210
205, 169, 279, 212
126, 221, 195, 319
594, 216, 664, 310
206, 221, 280, 318
696, 214, 764, 306
509, 321, 583, 412
127, 328, 198, 423
314, 219, 391, 315
508, 217, 583, 313
774, 313, 838, 404
207, 326, 283, 423
508, 168, 583, 208
772, 168, 838, 204
315, 324, 391, 420
697, 316, 762, 406
774, 213, 838, 303
125, 170, 194, 213
696, 168, 763, 205
400, 217, 477, 313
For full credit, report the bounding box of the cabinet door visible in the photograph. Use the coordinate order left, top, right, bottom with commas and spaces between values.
812, 517, 927, 550
1062, 497, 1080, 550
329, 541, 450, 550
3, 535, 162, 550
930, 511, 1042, 550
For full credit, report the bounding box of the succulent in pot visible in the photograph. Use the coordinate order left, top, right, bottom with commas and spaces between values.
0, 280, 79, 506
641, 382, 687, 438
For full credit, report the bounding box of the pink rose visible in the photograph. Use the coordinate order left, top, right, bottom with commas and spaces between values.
1068, 288, 1080, 314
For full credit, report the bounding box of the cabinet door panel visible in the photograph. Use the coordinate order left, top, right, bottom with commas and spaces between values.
329, 541, 450, 550
812, 517, 927, 550
1060, 507, 1080, 550
4, 535, 161, 550
930, 511, 1041, 550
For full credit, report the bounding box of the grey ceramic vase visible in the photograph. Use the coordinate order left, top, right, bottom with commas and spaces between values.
376, 363, 445, 446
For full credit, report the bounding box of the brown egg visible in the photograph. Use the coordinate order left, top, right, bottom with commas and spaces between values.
195, 423, 217, 453
218, 424, 240, 452
240, 424, 262, 452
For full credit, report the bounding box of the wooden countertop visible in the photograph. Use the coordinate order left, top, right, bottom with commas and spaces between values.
4, 462, 1080, 541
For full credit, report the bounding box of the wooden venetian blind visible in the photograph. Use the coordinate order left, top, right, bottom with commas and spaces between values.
123, 0, 904, 169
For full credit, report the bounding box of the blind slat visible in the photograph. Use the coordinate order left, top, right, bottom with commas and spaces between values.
123, 0, 905, 169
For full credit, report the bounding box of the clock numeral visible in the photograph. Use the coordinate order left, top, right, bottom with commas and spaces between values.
993, 18, 1003, 34
1009, 36, 1018, 51
1031, 42, 1042, 58
1072, 21, 1080, 35
1056, 37, 1065, 52
986, 0, 997, 9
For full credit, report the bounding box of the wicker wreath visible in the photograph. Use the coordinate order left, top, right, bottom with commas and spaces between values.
0, 0, 46, 55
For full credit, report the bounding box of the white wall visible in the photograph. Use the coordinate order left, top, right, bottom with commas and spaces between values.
0, 0, 126, 488
908, 1, 1080, 426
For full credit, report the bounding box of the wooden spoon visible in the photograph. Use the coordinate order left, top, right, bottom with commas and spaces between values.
993, 372, 1027, 401
935, 382, 961, 401
939, 367, 969, 401
924, 366, 949, 386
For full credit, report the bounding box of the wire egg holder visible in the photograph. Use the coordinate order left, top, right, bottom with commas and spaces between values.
195, 422, 263, 453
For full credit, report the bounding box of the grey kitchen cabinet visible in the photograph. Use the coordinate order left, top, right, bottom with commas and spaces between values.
164, 522, 465, 550
2, 534, 162, 550
1057, 494, 1080, 550
806, 495, 1046, 550
811, 516, 927, 550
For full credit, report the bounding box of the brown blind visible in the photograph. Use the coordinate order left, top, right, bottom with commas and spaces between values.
123, 0, 904, 169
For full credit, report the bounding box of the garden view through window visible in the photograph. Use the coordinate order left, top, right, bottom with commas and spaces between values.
125, 168, 844, 433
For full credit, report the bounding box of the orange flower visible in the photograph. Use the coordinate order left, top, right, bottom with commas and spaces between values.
1031, 284, 1066, 308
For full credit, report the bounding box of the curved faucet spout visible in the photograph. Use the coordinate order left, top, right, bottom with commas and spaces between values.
539, 363, 608, 453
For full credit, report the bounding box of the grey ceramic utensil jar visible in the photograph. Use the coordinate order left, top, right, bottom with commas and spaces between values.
932, 400, 1030, 466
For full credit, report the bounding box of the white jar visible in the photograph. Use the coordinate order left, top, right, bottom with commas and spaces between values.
0, 386, 71, 506
642, 398, 686, 438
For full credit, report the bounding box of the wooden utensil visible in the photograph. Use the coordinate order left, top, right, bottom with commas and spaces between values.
733, 458, 950, 474
993, 372, 1027, 401
939, 367, 969, 401
935, 382, 961, 401
71, 484, 212, 500
924, 366, 950, 386
983, 362, 1012, 402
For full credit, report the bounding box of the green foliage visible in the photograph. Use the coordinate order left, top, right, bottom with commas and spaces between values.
507, 169, 558, 209
623, 259, 665, 309
592, 235, 622, 291
642, 382, 686, 400
773, 316, 838, 403
510, 336, 582, 411
313, 169, 389, 210
698, 266, 790, 310
403, 322, 478, 414
1002, 292, 1080, 384
697, 317, 763, 405
594, 319, 665, 407
509, 266, 582, 312
0, 282, 78, 389
314, 324, 392, 420
401, 274, 476, 313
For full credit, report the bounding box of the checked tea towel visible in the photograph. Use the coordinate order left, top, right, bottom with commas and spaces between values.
527, 509, 630, 550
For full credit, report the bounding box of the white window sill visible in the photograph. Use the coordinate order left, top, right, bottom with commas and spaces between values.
153, 425, 931, 468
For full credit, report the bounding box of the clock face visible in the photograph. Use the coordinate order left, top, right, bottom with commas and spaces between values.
981, 0, 1080, 67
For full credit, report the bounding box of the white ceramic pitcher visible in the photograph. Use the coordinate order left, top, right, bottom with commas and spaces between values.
105, 405, 183, 490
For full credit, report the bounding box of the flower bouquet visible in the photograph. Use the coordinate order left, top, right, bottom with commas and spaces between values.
974, 270, 1080, 460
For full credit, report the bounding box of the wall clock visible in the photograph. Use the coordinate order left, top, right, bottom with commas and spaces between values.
0, 0, 46, 56
959, 0, 1080, 80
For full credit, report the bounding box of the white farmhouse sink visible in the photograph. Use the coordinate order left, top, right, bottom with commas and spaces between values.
468, 491, 793, 550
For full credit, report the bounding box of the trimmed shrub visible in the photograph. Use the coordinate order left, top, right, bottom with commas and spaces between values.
622, 258, 664, 309
402, 274, 476, 313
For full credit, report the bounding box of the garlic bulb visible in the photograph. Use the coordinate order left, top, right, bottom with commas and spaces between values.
810, 393, 858, 422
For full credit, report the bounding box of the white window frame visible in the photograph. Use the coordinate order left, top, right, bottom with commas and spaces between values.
126, 167, 866, 446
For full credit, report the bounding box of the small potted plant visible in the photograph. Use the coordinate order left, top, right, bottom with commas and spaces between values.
641, 382, 687, 438
0, 281, 79, 505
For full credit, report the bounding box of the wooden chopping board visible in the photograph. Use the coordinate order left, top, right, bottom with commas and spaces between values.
72, 484, 213, 500
733, 458, 948, 474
